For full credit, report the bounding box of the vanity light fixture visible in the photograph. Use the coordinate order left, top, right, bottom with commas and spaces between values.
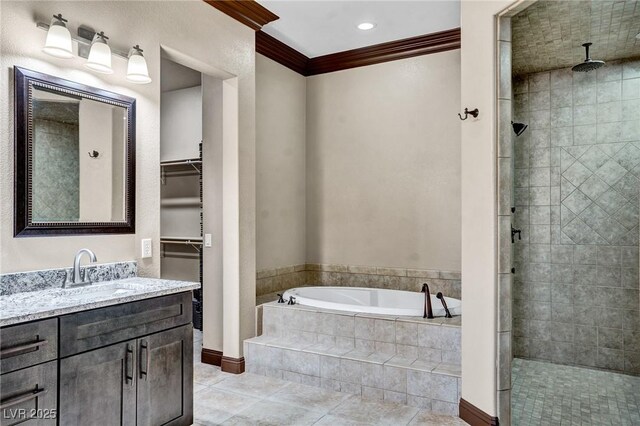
42, 14, 73, 59
37, 16, 150, 82
85, 31, 113, 74
126, 45, 152, 84
357, 22, 376, 30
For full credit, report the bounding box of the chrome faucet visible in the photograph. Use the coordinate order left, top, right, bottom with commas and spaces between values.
65, 249, 98, 288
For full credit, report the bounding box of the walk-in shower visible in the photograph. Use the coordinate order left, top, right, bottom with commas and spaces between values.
506, 1, 640, 424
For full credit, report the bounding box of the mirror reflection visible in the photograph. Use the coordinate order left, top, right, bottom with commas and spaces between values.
31, 87, 127, 223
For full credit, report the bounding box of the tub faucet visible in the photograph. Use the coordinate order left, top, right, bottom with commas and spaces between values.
421, 283, 434, 319
436, 292, 453, 318
65, 248, 97, 288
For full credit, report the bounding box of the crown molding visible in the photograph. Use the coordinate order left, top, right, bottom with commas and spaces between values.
256, 31, 308, 75
204, 0, 279, 31
256, 27, 461, 76
307, 28, 461, 75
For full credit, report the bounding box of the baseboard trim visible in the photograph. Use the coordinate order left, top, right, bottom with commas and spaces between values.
459, 399, 499, 426
221, 356, 245, 374
201, 348, 223, 367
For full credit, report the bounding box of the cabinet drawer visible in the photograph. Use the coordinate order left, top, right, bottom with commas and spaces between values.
0, 360, 57, 426
60, 292, 192, 357
0, 319, 57, 374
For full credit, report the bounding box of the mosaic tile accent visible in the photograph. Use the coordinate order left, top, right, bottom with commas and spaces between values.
256, 264, 461, 299
512, 357, 640, 425
0, 261, 137, 296
512, 1, 640, 76
512, 60, 640, 376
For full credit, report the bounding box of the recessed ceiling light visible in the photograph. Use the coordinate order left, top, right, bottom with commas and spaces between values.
357, 22, 376, 31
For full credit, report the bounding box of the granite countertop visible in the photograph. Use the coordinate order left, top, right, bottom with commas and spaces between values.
0, 277, 200, 327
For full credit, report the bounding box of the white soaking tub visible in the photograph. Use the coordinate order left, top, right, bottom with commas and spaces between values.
282, 286, 461, 317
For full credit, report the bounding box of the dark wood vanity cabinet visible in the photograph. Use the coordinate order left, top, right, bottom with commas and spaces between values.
0, 292, 193, 426
0, 319, 58, 425
59, 325, 193, 426
59, 340, 137, 425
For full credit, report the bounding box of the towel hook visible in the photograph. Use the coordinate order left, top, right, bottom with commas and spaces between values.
458, 108, 479, 121
88, 150, 100, 158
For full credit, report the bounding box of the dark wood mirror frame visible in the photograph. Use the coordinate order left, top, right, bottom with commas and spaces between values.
14, 67, 136, 237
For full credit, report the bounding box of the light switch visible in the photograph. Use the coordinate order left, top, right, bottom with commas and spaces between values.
141, 238, 152, 258
204, 234, 212, 248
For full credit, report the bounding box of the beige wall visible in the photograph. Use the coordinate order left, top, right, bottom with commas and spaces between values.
79, 100, 113, 222
0, 1, 255, 285
256, 54, 307, 271
1, 1, 256, 358
305, 51, 462, 272
459, 0, 519, 417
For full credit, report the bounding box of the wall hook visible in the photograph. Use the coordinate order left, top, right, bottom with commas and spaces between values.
88, 150, 100, 158
458, 108, 479, 120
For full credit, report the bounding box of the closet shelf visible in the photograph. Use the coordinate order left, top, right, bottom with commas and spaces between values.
160, 236, 203, 245
160, 158, 202, 167
160, 158, 202, 183
161, 197, 202, 207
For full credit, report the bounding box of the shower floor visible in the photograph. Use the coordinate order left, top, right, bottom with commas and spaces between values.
512, 358, 640, 425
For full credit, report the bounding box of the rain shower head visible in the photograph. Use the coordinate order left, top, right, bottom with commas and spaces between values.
572, 42, 605, 72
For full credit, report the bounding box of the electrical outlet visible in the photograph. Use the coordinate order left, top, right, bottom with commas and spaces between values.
141, 238, 152, 258
204, 234, 212, 248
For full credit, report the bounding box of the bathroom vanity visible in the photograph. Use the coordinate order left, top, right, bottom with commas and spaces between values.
0, 277, 198, 426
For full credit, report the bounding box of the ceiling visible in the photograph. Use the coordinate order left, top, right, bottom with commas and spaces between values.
512, 0, 640, 76
258, 1, 460, 58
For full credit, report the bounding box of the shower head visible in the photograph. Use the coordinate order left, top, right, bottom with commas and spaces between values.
512, 121, 528, 136
572, 42, 605, 72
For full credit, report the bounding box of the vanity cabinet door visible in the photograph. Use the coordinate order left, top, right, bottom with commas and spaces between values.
59, 340, 136, 426
0, 361, 57, 426
136, 325, 193, 426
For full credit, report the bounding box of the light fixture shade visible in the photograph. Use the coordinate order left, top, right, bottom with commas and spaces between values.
85, 32, 113, 74
126, 46, 151, 84
43, 15, 73, 59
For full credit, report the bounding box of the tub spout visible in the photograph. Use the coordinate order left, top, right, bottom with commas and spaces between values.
421, 283, 434, 319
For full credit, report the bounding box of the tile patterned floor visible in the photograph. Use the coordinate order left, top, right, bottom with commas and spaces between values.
193, 330, 468, 425
512, 358, 640, 426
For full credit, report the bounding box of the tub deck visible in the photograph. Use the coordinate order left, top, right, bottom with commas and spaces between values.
246, 301, 461, 416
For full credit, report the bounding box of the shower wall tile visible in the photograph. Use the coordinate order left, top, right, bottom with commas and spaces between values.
512, 60, 640, 375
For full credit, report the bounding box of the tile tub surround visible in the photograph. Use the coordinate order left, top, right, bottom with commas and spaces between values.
193, 330, 468, 426
512, 357, 640, 425
256, 263, 462, 299
512, 60, 640, 376
0, 277, 200, 326
0, 260, 137, 296
245, 302, 462, 416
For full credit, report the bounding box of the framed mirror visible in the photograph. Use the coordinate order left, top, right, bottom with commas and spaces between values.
14, 67, 136, 236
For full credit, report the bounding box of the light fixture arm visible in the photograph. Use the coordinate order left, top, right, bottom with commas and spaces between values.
52, 14, 68, 24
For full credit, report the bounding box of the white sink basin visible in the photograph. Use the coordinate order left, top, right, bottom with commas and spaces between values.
63, 283, 137, 301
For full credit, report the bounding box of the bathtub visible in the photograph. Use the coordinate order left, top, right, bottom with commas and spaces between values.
282, 286, 461, 317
